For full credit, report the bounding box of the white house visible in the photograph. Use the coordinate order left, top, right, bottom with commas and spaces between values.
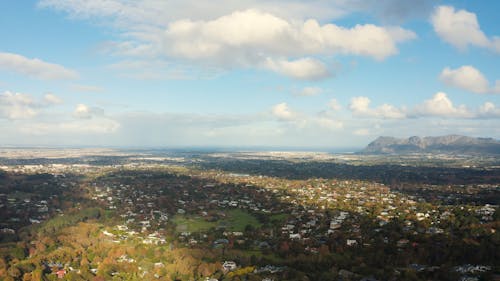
222, 261, 237, 271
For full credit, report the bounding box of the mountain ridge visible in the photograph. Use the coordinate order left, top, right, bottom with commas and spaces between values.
361, 135, 500, 155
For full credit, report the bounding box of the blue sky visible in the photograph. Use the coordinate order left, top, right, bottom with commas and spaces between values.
0, 0, 499, 149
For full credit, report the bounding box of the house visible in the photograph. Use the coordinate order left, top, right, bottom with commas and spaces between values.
116, 225, 128, 231
222, 261, 237, 271
330, 222, 341, 229
56, 269, 66, 279
397, 239, 409, 248
427, 227, 444, 234
258, 241, 271, 249
0, 228, 15, 234
214, 238, 229, 245
346, 239, 357, 246
102, 230, 115, 237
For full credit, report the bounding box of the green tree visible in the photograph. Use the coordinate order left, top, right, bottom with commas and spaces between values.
31, 268, 44, 281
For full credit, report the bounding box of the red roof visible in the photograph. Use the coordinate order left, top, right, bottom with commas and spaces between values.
56, 269, 66, 278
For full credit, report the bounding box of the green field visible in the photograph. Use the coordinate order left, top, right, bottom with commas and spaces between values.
269, 213, 289, 223
172, 209, 261, 233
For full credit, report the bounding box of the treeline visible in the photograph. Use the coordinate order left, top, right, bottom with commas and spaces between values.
24, 208, 103, 238
199, 159, 500, 185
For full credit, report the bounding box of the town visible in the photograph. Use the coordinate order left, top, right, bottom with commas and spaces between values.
0, 149, 498, 281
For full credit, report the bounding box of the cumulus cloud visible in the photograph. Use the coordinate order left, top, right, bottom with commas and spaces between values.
271, 102, 343, 131
264, 58, 330, 80
272, 102, 297, 121
1, 99, 121, 137
431, 6, 499, 53
348, 92, 500, 120
439, 65, 499, 94
349, 96, 371, 113
39, 1, 416, 80
43, 93, 64, 105
413, 92, 473, 118
0, 91, 37, 120
328, 99, 342, 111
0, 52, 79, 80
73, 104, 105, 119
0, 91, 65, 120
73, 104, 91, 119
349, 96, 406, 119
314, 116, 343, 130
165, 10, 416, 63
478, 102, 500, 118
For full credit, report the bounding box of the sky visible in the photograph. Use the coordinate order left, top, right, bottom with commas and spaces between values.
0, 0, 499, 149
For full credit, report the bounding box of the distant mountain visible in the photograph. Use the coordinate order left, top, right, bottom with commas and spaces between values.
361, 135, 500, 155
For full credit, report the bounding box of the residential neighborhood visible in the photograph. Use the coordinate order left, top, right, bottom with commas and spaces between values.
0, 150, 498, 280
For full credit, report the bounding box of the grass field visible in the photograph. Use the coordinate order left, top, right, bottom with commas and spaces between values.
269, 213, 289, 223
172, 209, 261, 233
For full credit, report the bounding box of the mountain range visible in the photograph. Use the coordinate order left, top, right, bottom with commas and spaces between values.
361, 135, 500, 155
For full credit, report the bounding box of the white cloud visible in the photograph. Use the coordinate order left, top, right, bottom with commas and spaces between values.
431, 6, 499, 53
439, 65, 499, 94
73, 104, 105, 119
349, 96, 371, 113
74, 104, 91, 119
271, 102, 343, 131
328, 98, 342, 111
39, 1, 416, 80
294, 86, 323, 96
165, 10, 416, 64
478, 102, 500, 118
376, 104, 407, 119
349, 96, 406, 119
0, 91, 37, 119
43, 93, 64, 105
348, 92, 500, 120
264, 58, 330, 80
0, 52, 79, 80
413, 92, 473, 118
0, 91, 66, 120
314, 116, 343, 130
6, 100, 121, 136
3, 97, 500, 147
272, 102, 296, 121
